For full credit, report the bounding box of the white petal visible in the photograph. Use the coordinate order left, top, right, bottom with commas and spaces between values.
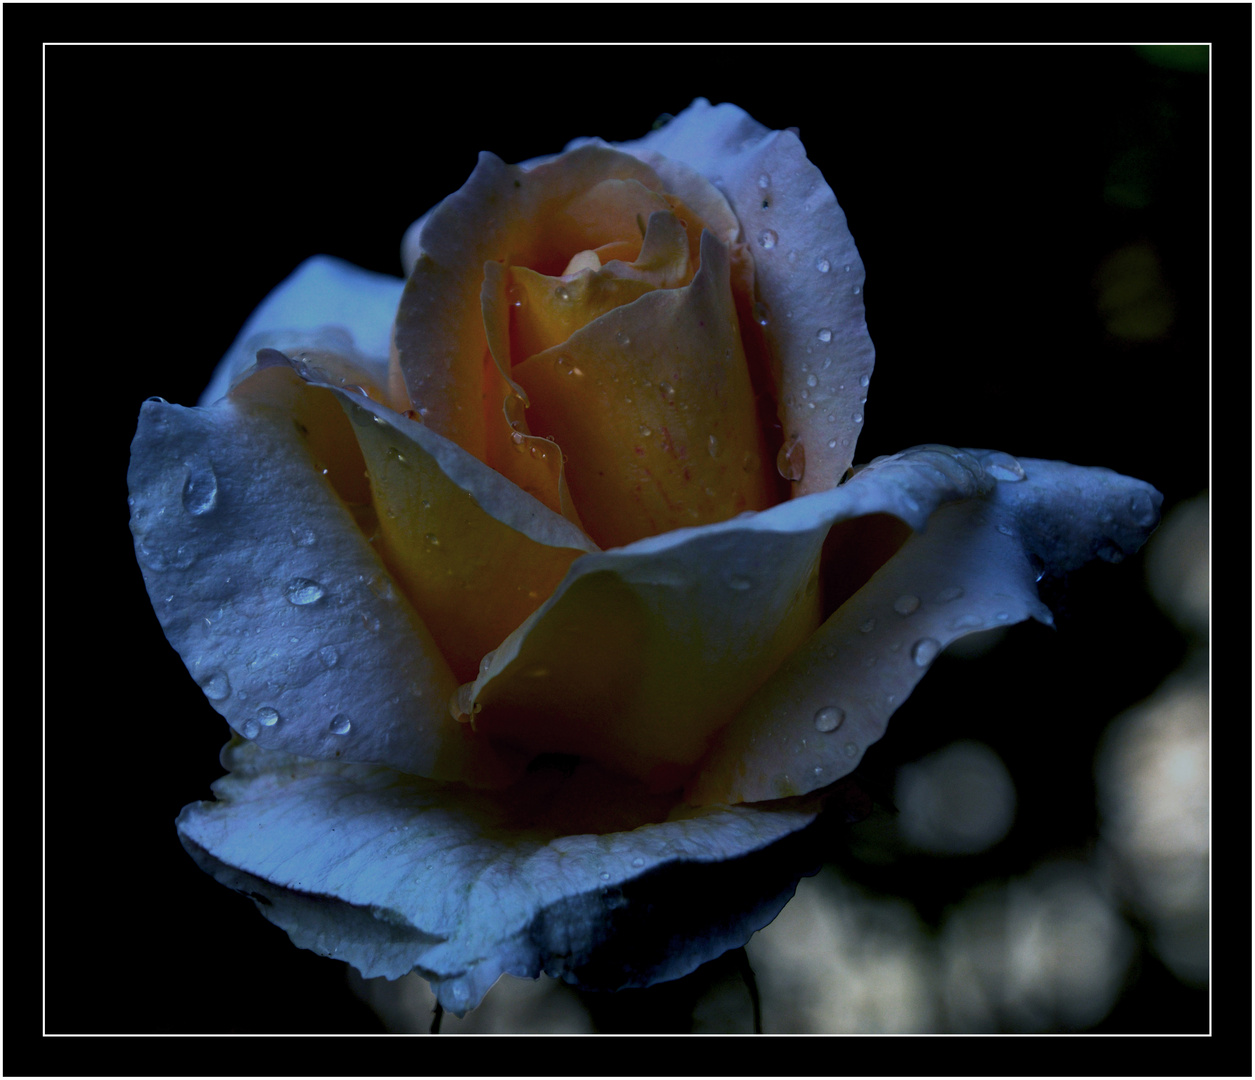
200, 256, 404, 406
178, 740, 822, 1015
688, 451, 1163, 803
128, 395, 514, 785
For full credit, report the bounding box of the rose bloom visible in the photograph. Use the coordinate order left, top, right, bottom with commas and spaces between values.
128, 99, 1161, 1017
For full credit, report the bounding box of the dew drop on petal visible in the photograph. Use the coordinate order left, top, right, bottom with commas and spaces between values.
290, 525, 316, 547
658, 381, 676, 403
286, 578, 324, 605
241, 718, 261, 740
816, 257, 831, 273
894, 594, 921, 615
951, 613, 985, 630
753, 301, 771, 326
816, 327, 832, 344
757, 229, 778, 250
813, 706, 845, 733
728, 573, 753, 591
329, 714, 352, 736
631, 856, 645, 868
615, 331, 631, 347
707, 434, 721, 458
255, 706, 280, 728
757, 173, 771, 189
776, 437, 806, 482
911, 638, 941, 667
200, 671, 231, 700
844, 742, 860, 759
859, 373, 870, 388
860, 617, 876, 634
319, 645, 339, 668
424, 532, 440, 548
1129, 489, 1157, 527
638, 424, 652, 438
182, 463, 218, 516
981, 451, 1026, 482
936, 586, 964, 603
853, 285, 862, 295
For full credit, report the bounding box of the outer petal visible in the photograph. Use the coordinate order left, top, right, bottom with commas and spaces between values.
128, 394, 515, 786
200, 256, 405, 408
177, 739, 823, 1016
687, 452, 1164, 804
605, 99, 876, 496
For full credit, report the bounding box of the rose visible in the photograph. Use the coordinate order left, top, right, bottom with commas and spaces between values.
128, 99, 1161, 1017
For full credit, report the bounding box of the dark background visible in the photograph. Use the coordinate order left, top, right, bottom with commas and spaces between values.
30, 34, 1243, 1066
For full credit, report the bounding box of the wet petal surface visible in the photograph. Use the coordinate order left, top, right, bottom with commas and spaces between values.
178, 740, 822, 1015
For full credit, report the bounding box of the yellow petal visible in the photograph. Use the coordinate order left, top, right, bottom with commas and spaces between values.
336, 391, 594, 684
512, 231, 777, 548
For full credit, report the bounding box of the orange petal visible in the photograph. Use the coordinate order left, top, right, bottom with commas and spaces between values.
512, 231, 777, 548
335, 391, 594, 684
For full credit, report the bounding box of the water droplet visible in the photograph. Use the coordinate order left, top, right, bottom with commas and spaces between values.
827, 439, 837, 449
631, 856, 645, 868
859, 373, 870, 388
479, 650, 497, 676
935, 586, 964, 603
599, 870, 611, 881
255, 706, 280, 728
658, 381, 676, 402
555, 355, 577, 375
912, 638, 941, 666
707, 434, 721, 458
1129, 489, 1157, 527
615, 330, 631, 347
286, 578, 324, 605
859, 617, 876, 633
638, 424, 652, 438
805, 375, 819, 391
424, 532, 440, 548
329, 714, 352, 736
894, 594, 920, 615
290, 525, 316, 547
816, 257, 831, 273
753, 301, 771, 326
852, 411, 863, 423
241, 718, 261, 740
728, 574, 753, 591
844, 742, 860, 759
1097, 543, 1124, 563
996, 523, 1015, 537
816, 327, 832, 344
319, 645, 339, 668
813, 705, 846, 733
554, 285, 571, 301
757, 173, 771, 189
757, 229, 778, 250
852, 284, 862, 295
182, 463, 218, 516
981, 451, 1026, 482
201, 671, 231, 701
951, 613, 985, 630
995, 611, 1012, 622
776, 437, 806, 482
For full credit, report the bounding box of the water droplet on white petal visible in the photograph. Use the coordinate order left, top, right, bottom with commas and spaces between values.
894, 594, 921, 615
912, 638, 941, 666
329, 714, 351, 736
813, 706, 846, 733
286, 578, 324, 605
757, 229, 778, 250
816, 327, 832, 344
255, 706, 280, 728
182, 463, 218, 516
201, 671, 231, 700
816, 257, 831, 273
